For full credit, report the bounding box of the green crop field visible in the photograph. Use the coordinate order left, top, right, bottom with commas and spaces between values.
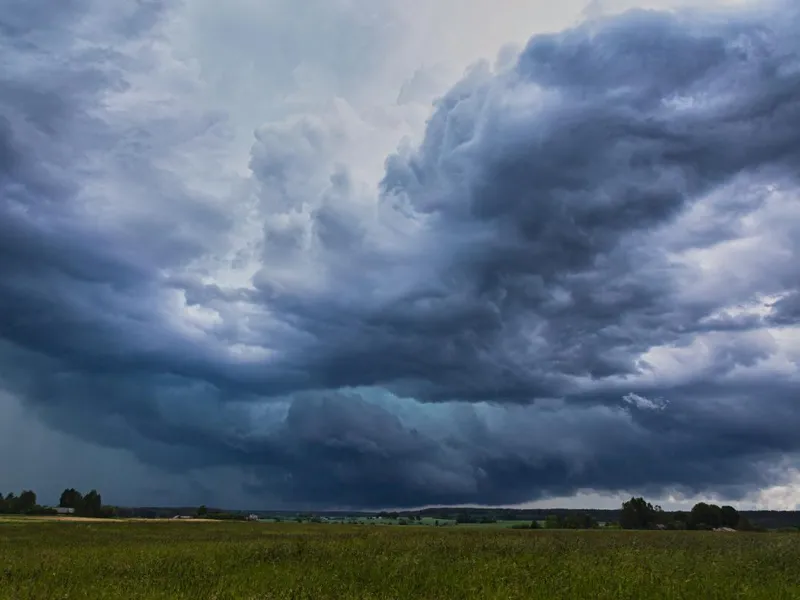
1, 519, 799, 599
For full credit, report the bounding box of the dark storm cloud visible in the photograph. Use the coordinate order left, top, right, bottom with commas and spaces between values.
10, 351, 798, 507
0, 0, 236, 380
261, 2, 800, 402
2, 0, 800, 508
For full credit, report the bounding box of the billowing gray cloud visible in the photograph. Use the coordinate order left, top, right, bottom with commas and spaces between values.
1, 0, 799, 509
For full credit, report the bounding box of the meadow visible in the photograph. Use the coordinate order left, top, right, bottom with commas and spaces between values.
1, 519, 799, 599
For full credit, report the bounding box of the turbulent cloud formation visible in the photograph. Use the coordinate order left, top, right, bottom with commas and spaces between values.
1, 0, 799, 509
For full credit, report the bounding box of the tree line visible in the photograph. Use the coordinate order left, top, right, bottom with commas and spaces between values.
389, 498, 772, 531
0, 488, 112, 518
619, 497, 754, 530
0, 490, 47, 515
58, 488, 110, 518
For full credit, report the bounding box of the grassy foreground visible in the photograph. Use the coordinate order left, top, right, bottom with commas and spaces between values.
1, 520, 799, 599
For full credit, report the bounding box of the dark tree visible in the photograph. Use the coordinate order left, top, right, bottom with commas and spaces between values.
18, 490, 37, 513
736, 515, 754, 531
5, 493, 19, 513
620, 497, 657, 529
564, 513, 596, 529
59, 488, 83, 510
82, 490, 102, 517
720, 505, 740, 529
671, 510, 689, 530
690, 502, 723, 530
197, 505, 208, 517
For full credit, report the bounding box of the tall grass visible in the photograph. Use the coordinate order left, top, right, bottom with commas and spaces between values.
1, 520, 798, 599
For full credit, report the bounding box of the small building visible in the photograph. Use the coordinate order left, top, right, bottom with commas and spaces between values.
246, 514, 259, 521
55, 507, 75, 515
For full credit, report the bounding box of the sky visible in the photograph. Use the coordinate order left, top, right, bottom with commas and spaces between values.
1, 0, 799, 511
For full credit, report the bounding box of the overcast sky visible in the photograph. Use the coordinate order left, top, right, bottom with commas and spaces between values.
1, 0, 799, 511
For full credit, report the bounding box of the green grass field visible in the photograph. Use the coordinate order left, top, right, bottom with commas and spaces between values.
1, 519, 799, 599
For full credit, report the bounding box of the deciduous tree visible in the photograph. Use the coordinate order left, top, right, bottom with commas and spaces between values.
18, 490, 36, 513
620, 497, 656, 529
59, 488, 83, 510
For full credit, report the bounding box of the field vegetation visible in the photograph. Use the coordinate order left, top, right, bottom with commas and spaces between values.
1, 519, 798, 599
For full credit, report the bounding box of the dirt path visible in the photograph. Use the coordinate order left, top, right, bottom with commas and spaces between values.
1, 516, 222, 523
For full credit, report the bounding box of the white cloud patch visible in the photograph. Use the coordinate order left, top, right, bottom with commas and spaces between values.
623, 393, 667, 411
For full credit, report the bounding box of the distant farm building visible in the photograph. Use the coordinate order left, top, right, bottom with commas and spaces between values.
55, 507, 75, 515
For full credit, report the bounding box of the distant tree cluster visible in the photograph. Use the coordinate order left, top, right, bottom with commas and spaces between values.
620, 497, 752, 531
0, 488, 113, 517
189, 505, 251, 521
59, 488, 112, 517
377, 511, 400, 519
0, 490, 54, 515
455, 512, 497, 524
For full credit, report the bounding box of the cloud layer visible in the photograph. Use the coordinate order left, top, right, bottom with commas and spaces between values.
1, 0, 799, 509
